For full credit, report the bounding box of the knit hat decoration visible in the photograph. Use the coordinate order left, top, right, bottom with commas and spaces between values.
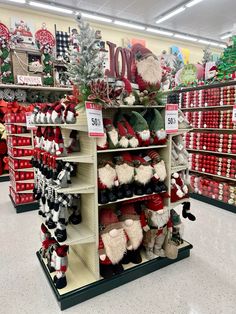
145, 194, 164, 211
99, 208, 121, 234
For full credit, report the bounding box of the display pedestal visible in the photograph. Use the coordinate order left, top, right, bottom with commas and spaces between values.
37, 242, 192, 310
9, 194, 39, 213
191, 193, 236, 214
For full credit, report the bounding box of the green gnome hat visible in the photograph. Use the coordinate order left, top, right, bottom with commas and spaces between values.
150, 109, 165, 132
129, 111, 149, 132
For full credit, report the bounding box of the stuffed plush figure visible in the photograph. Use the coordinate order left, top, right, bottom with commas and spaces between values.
147, 150, 167, 194
140, 195, 172, 260
96, 132, 108, 150
144, 109, 167, 145
132, 155, 153, 195
171, 172, 188, 203
114, 112, 139, 148
52, 244, 69, 289
99, 208, 127, 279
170, 209, 184, 245
51, 102, 65, 124
30, 105, 40, 124
68, 194, 82, 225
119, 204, 143, 264
128, 111, 151, 146
98, 160, 118, 204
63, 130, 80, 153
103, 118, 119, 149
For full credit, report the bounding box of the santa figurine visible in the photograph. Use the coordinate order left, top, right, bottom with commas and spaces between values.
128, 111, 151, 146
52, 245, 69, 289
114, 152, 135, 199
141, 195, 172, 259
131, 43, 162, 91
98, 160, 118, 204
132, 155, 153, 195
119, 203, 143, 264
147, 150, 167, 194
103, 118, 119, 149
144, 109, 167, 145
99, 208, 127, 279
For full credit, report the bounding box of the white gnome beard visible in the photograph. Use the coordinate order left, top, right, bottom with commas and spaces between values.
98, 165, 117, 188
129, 137, 139, 148
137, 56, 162, 84
96, 133, 107, 148
122, 220, 143, 250
46, 112, 52, 123
154, 160, 167, 181
115, 163, 134, 184
51, 111, 59, 123
148, 209, 169, 228
65, 110, 75, 123
119, 136, 129, 148
107, 128, 118, 146
135, 165, 153, 185
156, 129, 166, 140
137, 130, 150, 141
101, 228, 127, 264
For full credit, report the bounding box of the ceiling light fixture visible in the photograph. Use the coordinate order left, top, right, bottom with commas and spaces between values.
174, 34, 198, 42
198, 39, 210, 44
146, 28, 173, 36
114, 20, 145, 30
209, 42, 220, 47
219, 44, 227, 48
186, 0, 204, 8
156, 7, 185, 24
81, 12, 112, 23
6, 0, 26, 3
220, 33, 232, 40
29, 1, 73, 14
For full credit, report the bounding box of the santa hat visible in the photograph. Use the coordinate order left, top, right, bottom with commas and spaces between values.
121, 77, 132, 94
147, 150, 161, 162
131, 43, 153, 60
209, 65, 217, 71
129, 111, 149, 132
120, 152, 133, 165
103, 118, 114, 130
119, 204, 139, 221
64, 103, 77, 124
145, 194, 164, 211
56, 245, 69, 258
99, 208, 121, 234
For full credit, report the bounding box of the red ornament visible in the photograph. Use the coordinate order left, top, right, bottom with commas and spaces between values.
35, 24, 55, 47
0, 22, 10, 40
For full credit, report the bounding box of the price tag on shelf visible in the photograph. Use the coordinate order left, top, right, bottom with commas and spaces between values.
85, 102, 104, 137
232, 105, 236, 123
25, 112, 37, 130
165, 104, 178, 134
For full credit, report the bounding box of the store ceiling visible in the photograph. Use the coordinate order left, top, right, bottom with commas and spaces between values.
53, 0, 235, 41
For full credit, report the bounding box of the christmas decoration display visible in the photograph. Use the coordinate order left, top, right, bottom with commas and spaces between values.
128, 111, 151, 146
171, 172, 189, 203
217, 36, 236, 80
55, 30, 70, 59
170, 209, 184, 245
143, 108, 167, 145
0, 120, 8, 176
0, 23, 14, 84
172, 135, 189, 167
99, 208, 126, 278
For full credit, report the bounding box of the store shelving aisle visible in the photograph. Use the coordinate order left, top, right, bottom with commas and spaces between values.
0, 180, 236, 314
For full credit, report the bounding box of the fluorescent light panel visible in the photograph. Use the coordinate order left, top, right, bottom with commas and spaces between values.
156, 7, 185, 24
81, 12, 112, 23
29, 1, 73, 14
198, 39, 210, 44
174, 34, 197, 42
7, 0, 26, 3
146, 28, 173, 36
220, 33, 232, 40
219, 44, 227, 48
114, 20, 145, 30
186, 0, 203, 8
209, 42, 219, 46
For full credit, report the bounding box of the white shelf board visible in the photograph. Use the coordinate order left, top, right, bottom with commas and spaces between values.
170, 198, 190, 208
190, 170, 236, 182
55, 224, 95, 246
171, 165, 189, 173
57, 152, 94, 163
97, 144, 167, 154
57, 178, 94, 194
187, 148, 236, 157
30, 123, 88, 132
15, 189, 33, 194
8, 145, 32, 149
169, 129, 193, 137
9, 167, 34, 172
7, 133, 32, 137
0, 84, 72, 92
115, 105, 166, 109
181, 105, 233, 110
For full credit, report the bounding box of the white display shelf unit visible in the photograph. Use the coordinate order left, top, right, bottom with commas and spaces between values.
181, 105, 234, 110
36, 108, 193, 310
188, 148, 236, 157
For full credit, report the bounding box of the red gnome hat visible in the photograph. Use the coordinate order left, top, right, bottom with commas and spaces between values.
99, 208, 121, 234
145, 194, 164, 212
120, 204, 138, 220
117, 121, 129, 148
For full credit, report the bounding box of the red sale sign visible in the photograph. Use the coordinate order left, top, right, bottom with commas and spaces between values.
165, 104, 178, 134
85, 102, 104, 137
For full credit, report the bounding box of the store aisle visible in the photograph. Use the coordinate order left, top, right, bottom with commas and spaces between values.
0, 181, 235, 314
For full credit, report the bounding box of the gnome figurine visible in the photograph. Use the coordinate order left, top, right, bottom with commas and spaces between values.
96, 132, 108, 150
132, 155, 154, 195
51, 102, 65, 124
53, 245, 69, 289
128, 111, 151, 146
141, 195, 172, 259
144, 109, 167, 145
54, 127, 66, 156
103, 118, 119, 149
119, 204, 143, 264
114, 112, 139, 148
114, 152, 135, 199
99, 208, 127, 279
98, 160, 118, 204
147, 150, 167, 194
131, 43, 162, 91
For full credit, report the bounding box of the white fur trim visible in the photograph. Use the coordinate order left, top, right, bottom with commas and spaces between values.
119, 136, 129, 148
171, 178, 176, 184
135, 165, 153, 185
136, 56, 162, 85
107, 129, 118, 146
101, 229, 127, 264
98, 165, 117, 188
156, 129, 166, 140
129, 137, 139, 148
137, 130, 150, 141
115, 163, 134, 184
176, 189, 184, 198
182, 185, 188, 194
173, 173, 179, 178
51, 111, 59, 123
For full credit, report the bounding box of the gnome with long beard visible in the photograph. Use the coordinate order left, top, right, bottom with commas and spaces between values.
128, 111, 151, 146
98, 160, 118, 204
114, 152, 134, 199
131, 43, 162, 91
103, 118, 119, 149
144, 109, 167, 145
119, 204, 143, 264
132, 155, 154, 195
99, 208, 127, 279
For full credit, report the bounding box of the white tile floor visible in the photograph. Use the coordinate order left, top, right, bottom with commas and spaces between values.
0, 181, 236, 314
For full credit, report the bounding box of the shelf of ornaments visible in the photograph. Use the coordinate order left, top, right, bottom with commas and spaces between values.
0, 84, 73, 92
192, 128, 236, 132
187, 148, 236, 157
171, 165, 189, 174
180, 105, 235, 111
172, 79, 236, 93
190, 169, 236, 182
37, 240, 191, 297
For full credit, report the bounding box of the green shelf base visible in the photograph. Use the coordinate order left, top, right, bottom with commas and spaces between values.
37, 242, 193, 310
9, 194, 39, 213
191, 193, 236, 214
0, 174, 9, 182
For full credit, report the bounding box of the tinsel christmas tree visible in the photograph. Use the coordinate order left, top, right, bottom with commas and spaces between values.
202, 47, 212, 65
67, 15, 104, 103
217, 35, 236, 80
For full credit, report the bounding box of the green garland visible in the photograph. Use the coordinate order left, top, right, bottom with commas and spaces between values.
41, 44, 54, 86
0, 37, 14, 84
